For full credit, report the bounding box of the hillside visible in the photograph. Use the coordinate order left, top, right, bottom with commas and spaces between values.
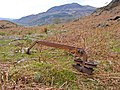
0, 0, 120, 89
100, 0, 120, 10
0, 20, 18, 29
94, 0, 120, 15
13, 3, 96, 26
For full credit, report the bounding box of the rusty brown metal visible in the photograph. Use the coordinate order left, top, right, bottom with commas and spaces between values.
27, 40, 97, 74
27, 40, 87, 61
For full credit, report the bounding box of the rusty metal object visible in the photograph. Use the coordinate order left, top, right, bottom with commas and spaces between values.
27, 40, 97, 74
72, 64, 94, 75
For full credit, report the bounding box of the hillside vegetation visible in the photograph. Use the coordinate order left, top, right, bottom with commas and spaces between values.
0, 0, 120, 90
0, 20, 18, 29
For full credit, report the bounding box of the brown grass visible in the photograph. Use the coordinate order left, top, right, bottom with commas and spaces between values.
0, 5, 120, 90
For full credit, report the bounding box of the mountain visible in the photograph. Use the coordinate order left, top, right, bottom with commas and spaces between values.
46, 0, 120, 46
13, 3, 96, 26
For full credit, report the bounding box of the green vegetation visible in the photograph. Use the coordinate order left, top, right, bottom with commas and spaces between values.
0, 12, 120, 89
9, 61, 77, 89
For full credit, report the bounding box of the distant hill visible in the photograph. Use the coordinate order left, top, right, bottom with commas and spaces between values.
13, 3, 96, 26
0, 20, 18, 29
0, 17, 13, 21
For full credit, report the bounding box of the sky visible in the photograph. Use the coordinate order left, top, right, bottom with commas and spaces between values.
0, 0, 112, 19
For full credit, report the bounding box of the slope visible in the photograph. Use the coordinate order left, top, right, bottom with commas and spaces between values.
0, 20, 18, 29
0, 0, 120, 89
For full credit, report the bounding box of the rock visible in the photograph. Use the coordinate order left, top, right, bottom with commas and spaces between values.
110, 16, 120, 20
96, 23, 109, 28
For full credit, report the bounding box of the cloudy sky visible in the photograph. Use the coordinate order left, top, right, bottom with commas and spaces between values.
0, 0, 112, 19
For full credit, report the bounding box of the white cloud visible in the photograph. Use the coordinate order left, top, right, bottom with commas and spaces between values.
0, 0, 112, 19
0, 0, 61, 18
80, 0, 112, 7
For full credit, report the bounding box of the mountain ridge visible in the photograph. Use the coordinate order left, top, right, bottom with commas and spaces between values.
13, 3, 96, 26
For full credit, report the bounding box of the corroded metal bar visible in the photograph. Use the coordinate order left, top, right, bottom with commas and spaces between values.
26, 40, 97, 75
27, 40, 88, 61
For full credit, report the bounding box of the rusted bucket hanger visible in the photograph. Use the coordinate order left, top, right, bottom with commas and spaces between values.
26, 40, 97, 75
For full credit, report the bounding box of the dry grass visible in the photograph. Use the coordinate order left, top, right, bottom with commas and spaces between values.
0, 6, 120, 90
